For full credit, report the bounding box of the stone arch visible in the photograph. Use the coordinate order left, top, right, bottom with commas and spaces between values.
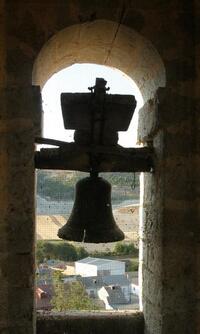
32, 19, 167, 316
32, 19, 166, 102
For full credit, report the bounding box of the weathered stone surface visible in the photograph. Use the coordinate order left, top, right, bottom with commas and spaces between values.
137, 98, 158, 143
32, 20, 166, 101
0, 86, 37, 334
0, 86, 42, 136
157, 88, 196, 126
37, 312, 144, 334
166, 58, 196, 82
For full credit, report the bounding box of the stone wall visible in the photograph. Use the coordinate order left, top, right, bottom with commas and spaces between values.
0, 85, 42, 334
138, 86, 197, 333
194, 0, 200, 332
37, 312, 144, 334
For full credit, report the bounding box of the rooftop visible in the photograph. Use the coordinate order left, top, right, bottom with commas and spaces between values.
78, 274, 130, 289
76, 257, 124, 266
104, 286, 128, 305
36, 284, 54, 311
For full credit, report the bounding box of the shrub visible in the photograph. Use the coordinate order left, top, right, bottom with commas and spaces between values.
114, 242, 138, 256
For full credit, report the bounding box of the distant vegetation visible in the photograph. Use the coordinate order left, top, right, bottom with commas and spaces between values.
91, 242, 139, 258
36, 240, 88, 263
113, 242, 139, 256
36, 170, 139, 202
126, 259, 139, 272
36, 240, 139, 268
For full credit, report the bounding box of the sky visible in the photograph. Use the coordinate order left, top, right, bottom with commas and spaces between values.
42, 64, 143, 148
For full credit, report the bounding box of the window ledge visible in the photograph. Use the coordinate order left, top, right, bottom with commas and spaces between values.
37, 310, 144, 334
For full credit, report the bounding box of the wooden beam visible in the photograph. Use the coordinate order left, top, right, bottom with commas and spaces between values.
35, 143, 154, 172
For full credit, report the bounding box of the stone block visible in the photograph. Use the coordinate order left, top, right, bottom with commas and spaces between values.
143, 172, 164, 204
0, 322, 33, 334
37, 312, 144, 334
0, 252, 34, 286
142, 266, 162, 306
6, 47, 34, 85
6, 287, 34, 321
163, 157, 193, 200
165, 58, 196, 82
163, 204, 196, 236
3, 217, 34, 254
157, 88, 195, 127
142, 241, 162, 273
123, 9, 145, 32
164, 124, 194, 156
0, 286, 34, 333
0, 86, 42, 137
137, 97, 158, 143
142, 204, 163, 241
162, 311, 195, 334
143, 300, 162, 334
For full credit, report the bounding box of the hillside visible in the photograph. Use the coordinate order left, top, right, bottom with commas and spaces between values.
36, 170, 140, 202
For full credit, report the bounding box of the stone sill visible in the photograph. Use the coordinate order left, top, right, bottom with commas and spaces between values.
37, 310, 144, 334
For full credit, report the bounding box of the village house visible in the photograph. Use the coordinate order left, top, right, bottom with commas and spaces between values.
98, 285, 129, 310
78, 274, 132, 301
75, 257, 125, 277
75, 257, 139, 309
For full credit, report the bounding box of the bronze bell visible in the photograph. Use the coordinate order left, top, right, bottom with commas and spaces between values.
57, 175, 124, 243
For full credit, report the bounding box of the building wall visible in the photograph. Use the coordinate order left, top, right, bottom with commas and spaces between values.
131, 284, 139, 297
75, 260, 125, 277
98, 287, 112, 310
121, 285, 130, 301
75, 263, 97, 277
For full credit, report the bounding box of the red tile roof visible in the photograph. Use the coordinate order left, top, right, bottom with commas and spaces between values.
36, 285, 54, 311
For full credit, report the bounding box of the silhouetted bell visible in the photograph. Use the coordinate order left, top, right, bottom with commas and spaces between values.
57, 175, 124, 243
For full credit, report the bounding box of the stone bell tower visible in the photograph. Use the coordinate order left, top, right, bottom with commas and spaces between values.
0, 1, 200, 334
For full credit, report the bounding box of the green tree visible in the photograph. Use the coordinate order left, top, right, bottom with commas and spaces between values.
114, 242, 138, 256
126, 259, 139, 272
52, 270, 65, 283
51, 275, 99, 311
42, 242, 55, 259
54, 242, 78, 261
36, 241, 78, 263
36, 247, 45, 264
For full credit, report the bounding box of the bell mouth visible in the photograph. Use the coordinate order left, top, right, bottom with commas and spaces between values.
84, 226, 124, 243
57, 225, 84, 242
58, 224, 125, 244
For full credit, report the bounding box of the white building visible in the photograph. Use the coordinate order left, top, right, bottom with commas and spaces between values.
130, 277, 139, 296
98, 285, 129, 310
127, 272, 140, 296
75, 257, 125, 277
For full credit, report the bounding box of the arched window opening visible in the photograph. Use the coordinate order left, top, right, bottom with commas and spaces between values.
33, 19, 166, 316
36, 63, 143, 312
